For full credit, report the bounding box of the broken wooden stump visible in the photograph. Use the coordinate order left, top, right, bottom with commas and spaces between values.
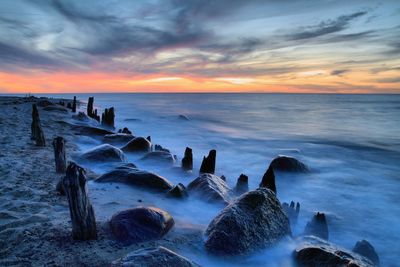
72, 96, 77, 113
52, 136, 67, 173
31, 104, 46, 146
259, 166, 276, 194
87, 97, 100, 121
235, 174, 249, 195
181, 147, 193, 171
101, 107, 115, 128
63, 162, 97, 240
199, 149, 216, 174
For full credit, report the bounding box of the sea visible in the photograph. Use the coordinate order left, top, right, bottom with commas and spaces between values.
37, 93, 400, 266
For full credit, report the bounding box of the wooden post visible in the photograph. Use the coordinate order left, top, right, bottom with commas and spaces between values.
72, 96, 77, 113
101, 107, 115, 128
199, 149, 216, 174
31, 104, 46, 146
259, 166, 276, 194
87, 97, 94, 117
181, 147, 193, 171
63, 162, 97, 240
235, 174, 249, 195
52, 137, 66, 173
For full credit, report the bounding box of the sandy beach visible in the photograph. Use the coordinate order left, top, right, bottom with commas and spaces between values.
0, 96, 203, 266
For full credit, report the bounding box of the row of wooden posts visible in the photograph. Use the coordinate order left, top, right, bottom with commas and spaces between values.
31, 97, 277, 241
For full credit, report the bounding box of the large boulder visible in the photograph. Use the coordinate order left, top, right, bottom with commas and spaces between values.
187, 173, 231, 204
353, 240, 380, 266
167, 183, 188, 199
122, 137, 151, 153
205, 188, 291, 255
109, 207, 174, 245
111, 246, 200, 267
294, 236, 375, 267
103, 133, 135, 145
141, 151, 175, 166
270, 155, 309, 172
79, 144, 126, 163
95, 165, 173, 191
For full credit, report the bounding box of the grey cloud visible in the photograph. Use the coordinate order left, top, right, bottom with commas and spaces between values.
331, 69, 349, 76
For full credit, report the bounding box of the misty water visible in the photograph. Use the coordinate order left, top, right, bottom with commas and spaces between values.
45, 93, 400, 266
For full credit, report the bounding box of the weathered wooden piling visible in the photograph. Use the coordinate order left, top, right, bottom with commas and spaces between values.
72, 96, 77, 113
101, 107, 115, 128
199, 149, 216, 174
259, 166, 276, 194
235, 174, 249, 195
31, 104, 46, 146
63, 162, 97, 240
52, 137, 66, 173
87, 97, 100, 121
181, 147, 193, 171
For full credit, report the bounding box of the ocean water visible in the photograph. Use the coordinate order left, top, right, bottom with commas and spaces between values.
43, 93, 400, 266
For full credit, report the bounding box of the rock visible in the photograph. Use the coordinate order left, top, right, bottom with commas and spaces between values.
146, 136, 151, 142
259, 166, 276, 194
199, 149, 216, 174
282, 201, 300, 226
167, 183, 188, 198
71, 124, 113, 136
220, 175, 226, 181
95, 165, 173, 191
141, 151, 175, 165
235, 174, 249, 195
294, 236, 375, 267
43, 105, 68, 113
181, 147, 193, 171
36, 99, 54, 107
353, 240, 380, 266
270, 155, 309, 172
304, 212, 329, 240
187, 173, 231, 204
109, 207, 174, 245
80, 144, 126, 163
121, 137, 151, 153
103, 133, 134, 145
118, 127, 132, 135
205, 188, 291, 255
111, 246, 200, 267
154, 144, 170, 153
178, 114, 190, 121
72, 112, 91, 122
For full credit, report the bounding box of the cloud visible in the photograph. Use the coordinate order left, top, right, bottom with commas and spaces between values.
375, 77, 400, 83
331, 69, 349, 76
286, 11, 368, 40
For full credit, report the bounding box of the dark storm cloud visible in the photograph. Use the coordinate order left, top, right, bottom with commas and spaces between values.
287, 11, 367, 40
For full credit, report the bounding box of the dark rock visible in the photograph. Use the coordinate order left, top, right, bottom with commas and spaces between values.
80, 144, 126, 163
235, 174, 249, 195
154, 144, 170, 153
205, 188, 291, 255
146, 136, 151, 142
37, 99, 54, 107
109, 207, 174, 245
259, 166, 276, 194
181, 147, 193, 171
270, 155, 309, 172
141, 151, 175, 165
282, 201, 300, 226
220, 175, 226, 181
72, 112, 91, 122
121, 137, 151, 153
101, 107, 115, 128
72, 125, 113, 136
95, 165, 173, 191
167, 183, 188, 198
199, 149, 216, 174
353, 240, 380, 266
111, 246, 200, 267
118, 127, 132, 135
43, 105, 68, 113
304, 212, 329, 240
294, 236, 375, 267
178, 114, 190, 121
187, 173, 231, 204
103, 133, 134, 145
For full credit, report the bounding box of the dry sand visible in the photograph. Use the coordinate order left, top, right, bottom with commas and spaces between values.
0, 96, 202, 267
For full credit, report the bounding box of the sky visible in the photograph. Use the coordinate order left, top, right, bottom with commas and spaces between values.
0, 0, 399, 93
